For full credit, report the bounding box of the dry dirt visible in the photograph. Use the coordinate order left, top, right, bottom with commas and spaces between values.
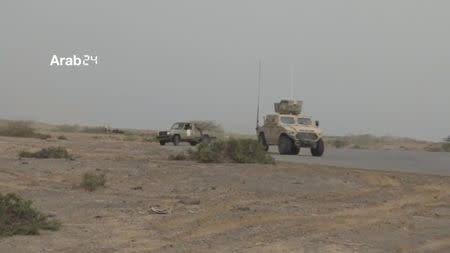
0, 133, 449, 253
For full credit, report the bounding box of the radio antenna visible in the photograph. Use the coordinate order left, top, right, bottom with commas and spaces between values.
256, 60, 262, 129
290, 64, 294, 100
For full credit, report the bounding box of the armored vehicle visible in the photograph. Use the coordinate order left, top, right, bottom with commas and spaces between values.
256, 100, 324, 156
157, 122, 212, 146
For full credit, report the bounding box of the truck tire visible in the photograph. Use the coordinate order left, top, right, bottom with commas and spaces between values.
291, 146, 300, 155
173, 135, 180, 146
278, 135, 293, 155
159, 141, 166, 146
311, 139, 324, 157
189, 141, 197, 146
201, 135, 210, 143
258, 133, 269, 151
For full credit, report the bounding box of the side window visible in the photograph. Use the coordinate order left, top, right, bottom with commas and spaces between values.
265, 115, 278, 125
185, 123, 192, 130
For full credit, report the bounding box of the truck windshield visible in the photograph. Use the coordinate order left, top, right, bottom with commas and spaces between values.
280, 116, 295, 125
171, 123, 185, 130
297, 118, 312, 125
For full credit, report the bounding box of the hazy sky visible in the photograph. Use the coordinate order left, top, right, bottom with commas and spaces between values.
1, 1, 449, 140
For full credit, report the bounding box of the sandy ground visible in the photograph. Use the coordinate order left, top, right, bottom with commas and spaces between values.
0, 133, 449, 253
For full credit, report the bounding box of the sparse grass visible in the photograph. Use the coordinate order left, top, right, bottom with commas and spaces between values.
56, 124, 80, 133
124, 134, 138, 141
81, 126, 107, 134
57, 135, 67, 140
168, 153, 187, 161
442, 143, 450, 152
19, 147, 71, 159
81, 172, 106, 191
0, 193, 61, 237
190, 139, 274, 164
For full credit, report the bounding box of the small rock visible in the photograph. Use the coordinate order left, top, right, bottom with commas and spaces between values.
150, 206, 168, 214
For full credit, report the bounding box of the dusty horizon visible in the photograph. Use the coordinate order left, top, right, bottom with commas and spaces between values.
2, 1, 450, 141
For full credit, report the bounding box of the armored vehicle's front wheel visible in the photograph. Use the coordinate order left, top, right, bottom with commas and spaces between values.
278, 135, 294, 155
159, 141, 166, 146
311, 139, 324, 157
258, 134, 269, 151
172, 135, 180, 146
291, 146, 300, 155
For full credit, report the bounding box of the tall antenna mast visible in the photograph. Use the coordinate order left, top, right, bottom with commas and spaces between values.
256, 60, 262, 129
290, 64, 294, 100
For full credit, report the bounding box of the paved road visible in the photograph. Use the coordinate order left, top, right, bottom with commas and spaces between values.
162, 144, 450, 176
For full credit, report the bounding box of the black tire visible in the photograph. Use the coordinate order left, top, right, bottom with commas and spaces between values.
189, 141, 197, 146
258, 133, 269, 151
278, 135, 294, 155
311, 139, 325, 157
172, 135, 180, 146
159, 141, 166, 146
291, 146, 300, 155
201, 135, 210, 143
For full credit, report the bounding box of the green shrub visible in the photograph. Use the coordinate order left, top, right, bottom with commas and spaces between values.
190, 139, 274, 164
0, 193, 60, 237
81, 172, 106, 191
19, 147, 71, 159
168, 153, 187, 161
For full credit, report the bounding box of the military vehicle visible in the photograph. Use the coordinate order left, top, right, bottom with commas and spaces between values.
256, 100, 324, 156
157, 122, 212, 146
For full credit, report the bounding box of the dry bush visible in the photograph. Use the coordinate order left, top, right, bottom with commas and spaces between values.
0, 121, 51, 139
191, 120, 224, 135
0, 121, 36, 138
81, 172, 106, 191
19, 147, 71, 159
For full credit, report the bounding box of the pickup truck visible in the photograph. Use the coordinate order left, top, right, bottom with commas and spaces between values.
157, 122, 213, 146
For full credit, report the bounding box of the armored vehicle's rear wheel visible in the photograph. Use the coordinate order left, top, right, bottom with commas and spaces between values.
159, 141, 166, 146
173, 135, 180, 146
258, 133, 269, 151
291, 146, 300, 155
278, 135, 294, 155
311, 139, 324, 157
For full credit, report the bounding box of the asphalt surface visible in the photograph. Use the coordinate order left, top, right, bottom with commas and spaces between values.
162, 144, 450, 176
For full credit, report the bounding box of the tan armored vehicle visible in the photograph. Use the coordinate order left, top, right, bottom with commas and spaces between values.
256, 100, 324, 156
157, 122, 212, 146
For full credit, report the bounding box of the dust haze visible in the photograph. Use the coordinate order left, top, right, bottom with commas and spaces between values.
1, 1, 450, 140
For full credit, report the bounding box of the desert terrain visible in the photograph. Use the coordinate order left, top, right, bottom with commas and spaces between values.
0, 132, 450, 253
